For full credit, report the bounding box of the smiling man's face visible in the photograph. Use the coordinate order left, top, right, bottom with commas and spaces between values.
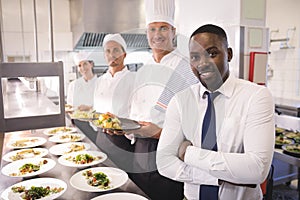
189, 32, 232, 91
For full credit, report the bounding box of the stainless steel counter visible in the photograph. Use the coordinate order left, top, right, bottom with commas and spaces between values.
0, 123, 148, 199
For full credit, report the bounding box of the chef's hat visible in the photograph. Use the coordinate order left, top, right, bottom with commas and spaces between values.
103, 33, 127, 51
145, 0, 175, 27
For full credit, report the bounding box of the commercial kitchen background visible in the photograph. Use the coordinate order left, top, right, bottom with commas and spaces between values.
0, 0, 299, 106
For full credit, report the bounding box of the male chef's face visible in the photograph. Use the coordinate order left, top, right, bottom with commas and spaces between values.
104, 41, 126, 68
146, 22, 176, 52
189, 32, 232, 91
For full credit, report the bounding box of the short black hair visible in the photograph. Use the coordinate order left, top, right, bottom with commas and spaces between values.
190, 24, 228, 46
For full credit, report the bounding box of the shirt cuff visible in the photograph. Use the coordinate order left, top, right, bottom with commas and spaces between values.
124, 133, 136, 145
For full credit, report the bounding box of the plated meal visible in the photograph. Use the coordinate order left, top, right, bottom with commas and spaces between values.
1, 177, 67, 200
49, 142, 91, 155
69, 110, 100, 121
275, 134, 294, 148
282, 144, 300, 158
65, 104, 74, 112
58, 151, 107, 168
43, 126, 77, 136
6, 137, 47, 149
91, 192, 148, 200
275, 126, 286, 135
2, 148, 49, 162
284, 131, 300, 142
48, 132, 85, 143
1, 158, 56, 178
92, 113, 141, 131
70, 167, 128, 192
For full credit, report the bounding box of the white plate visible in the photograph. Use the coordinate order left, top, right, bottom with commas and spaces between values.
49, 142, 91, 155
43, 126, 77, 136
58, 151, 107, 168
91, 193, 148, 200
1, 177, 67, 200
2, 148, 49, 162
70, 167, 128, 192
6, 137, 47, 149
1, 158, 56, 178
48, 133, 85, 143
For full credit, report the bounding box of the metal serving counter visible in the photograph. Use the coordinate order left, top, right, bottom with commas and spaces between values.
0, 121, 148, 199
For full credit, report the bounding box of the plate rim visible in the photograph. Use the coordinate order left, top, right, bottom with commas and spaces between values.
70, 166, 128, 192
43, 126, 77, 136
6, 136, 47, 149
0, 177, 67, 200
2, 147, 49, 162
90, 192, 148, 200
58, 150, 107, 168
1, 157, 56, 178
48, 132, 85, 143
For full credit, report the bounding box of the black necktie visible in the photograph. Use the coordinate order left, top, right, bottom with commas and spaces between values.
200, 91, 220, 200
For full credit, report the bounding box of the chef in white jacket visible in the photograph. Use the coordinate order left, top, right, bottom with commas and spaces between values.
93, 33, 135, 118
67, 59, 97, 111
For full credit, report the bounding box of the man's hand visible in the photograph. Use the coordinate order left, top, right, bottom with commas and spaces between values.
133, 121, 162, 139
178, 140, 192, 161
77, 104, 93, 111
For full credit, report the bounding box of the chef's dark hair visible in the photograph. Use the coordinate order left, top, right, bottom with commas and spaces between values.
190, 24, 228, 46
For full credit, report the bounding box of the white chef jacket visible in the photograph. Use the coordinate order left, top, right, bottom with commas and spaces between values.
67, 75, 97, 107
157, 74, 275, 200
93, 68, 135, 118
130, 48, 198, 127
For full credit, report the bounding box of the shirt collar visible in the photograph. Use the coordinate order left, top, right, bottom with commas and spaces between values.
106, 67, 128, 78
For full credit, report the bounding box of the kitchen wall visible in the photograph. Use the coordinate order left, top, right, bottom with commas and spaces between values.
266, 0, 300, 101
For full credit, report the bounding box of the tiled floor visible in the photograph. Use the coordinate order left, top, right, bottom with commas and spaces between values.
273, 180, 298, 200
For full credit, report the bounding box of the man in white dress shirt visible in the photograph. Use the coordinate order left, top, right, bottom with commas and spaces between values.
67, 59, 97, 111
157, 24, 275, 200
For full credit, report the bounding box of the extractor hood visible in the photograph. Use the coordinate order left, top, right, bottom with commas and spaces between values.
70, 0, 149, 50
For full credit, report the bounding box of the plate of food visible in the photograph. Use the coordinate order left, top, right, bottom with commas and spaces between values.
48, 133, 85, 143
49, 142, 91, 156
70, 167, 128, 192
65, 104, 74, 112
275, 134, 294, 148
1, 158, 56, 178
282, 144, 300, 157
69, 110, 100, 121
1, 177, 67, 200
91, 192, 148, 200
275, 126, 286, 135
58, 151, 107, 168
43, 126, 77, 136
92, 113, 141, 131
6, 137, 47, 149
2, 148, 49, 162
284, 131, 300, 142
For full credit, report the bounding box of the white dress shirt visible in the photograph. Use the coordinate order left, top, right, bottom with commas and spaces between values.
93, 68, 135, 118
67, 75, 97, 107
157, 74, 275, 200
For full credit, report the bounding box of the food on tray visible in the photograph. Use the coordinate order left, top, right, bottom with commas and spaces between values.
11, 139, 39, 147
82, 170, 111, 189
9, 159, 48, 176
11, 185, 64, 200
65, 153, 101, 164
65, 143, 86, 154
275, 134, 294, 146
47, 127, 75, 135
93, 113, 122, 130
285, 144, 300, 153
9, 149, 42, 161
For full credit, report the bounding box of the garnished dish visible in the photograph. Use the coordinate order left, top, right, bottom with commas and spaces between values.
93, 113, 122, 129
69, 110, 100, 121
275, 126, 286, 135
83, 170, 111, 189
284, 131, 300, 142
43, 126, 77, 136
275, 134, 294, 148
58, 151, 107, 168
7, 137, 47, 149
3, 148, 48, 162
282, 144, 300, 158
70, 167, 128, 192
1, 158, 56, 178
1, 178, 67, 200
48, 133, 85, 143
49, 142, 91, 155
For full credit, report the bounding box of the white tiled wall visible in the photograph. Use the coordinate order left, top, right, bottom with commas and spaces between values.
267, 48, 300, 100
